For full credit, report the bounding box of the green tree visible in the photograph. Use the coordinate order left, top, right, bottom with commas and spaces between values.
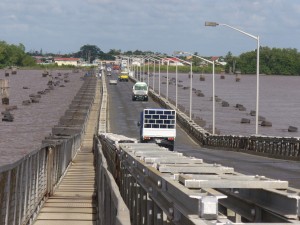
224, 51, 237, 73
74, 44, 101, 62
0, 41, 36, 68
108, 49, 121, 56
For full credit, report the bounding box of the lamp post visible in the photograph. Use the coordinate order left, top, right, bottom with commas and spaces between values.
172, 55, 193, 120
205, 21, 260, 135
152, 55, 181, 103
138, 56, 147, 82
147, 59, 150, 85
177, 51, 216, 134
152, 55, 170, 97
163, 57, 181, 103
145, 56, 161, 94
143, 58, 145, 82
144, 57, 155, 91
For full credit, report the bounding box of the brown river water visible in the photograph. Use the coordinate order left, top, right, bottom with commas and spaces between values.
154, 72, 300, 138
1, 70, 299, 167
0, 69, 84, 166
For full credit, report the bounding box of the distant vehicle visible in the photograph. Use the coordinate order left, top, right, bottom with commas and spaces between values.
132, 82, 148, 101
107, 71, 112, 76
113, 65, 120, 70
109, 79, 117, 85
121, 59, 127, 68
138, 108, 176, 151
118, 71, 129, 82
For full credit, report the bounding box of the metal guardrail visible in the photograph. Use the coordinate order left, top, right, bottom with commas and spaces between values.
98, 132, 300, 224
0, 76, 97, 225
95, 72, 131, 225
94, 136, 131, 225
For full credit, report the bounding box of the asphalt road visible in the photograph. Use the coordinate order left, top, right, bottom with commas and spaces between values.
106, 72, 300, 189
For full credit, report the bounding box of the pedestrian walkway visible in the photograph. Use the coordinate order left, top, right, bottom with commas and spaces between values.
33, 80, 101, 225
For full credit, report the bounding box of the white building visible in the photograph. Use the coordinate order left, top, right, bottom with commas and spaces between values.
54, 58, 80, 66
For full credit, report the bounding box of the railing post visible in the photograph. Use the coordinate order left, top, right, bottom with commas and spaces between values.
147, 194, 154, 225
4, 170, 11, 225
18, 161, 25, 225
23, 158, 29, 221
12, 166, 20, 225
46, 146, 54, 196
141, 190, 148, 225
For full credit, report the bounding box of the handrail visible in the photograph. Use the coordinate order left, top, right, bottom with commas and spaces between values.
0, 76, 97, 225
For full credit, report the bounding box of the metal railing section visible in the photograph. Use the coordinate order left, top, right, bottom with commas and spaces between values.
0, 76, 97, 225
94, 136, 131, 225
98, 132, 300, 224
94, 72, 131, 225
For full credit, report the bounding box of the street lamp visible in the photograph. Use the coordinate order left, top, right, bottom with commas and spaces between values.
172, 54, 193, 120
138, 55, 147, 82
177, 51, 216, 134
143, 58, 145, 82
152, 55, 171, 97
153, 56, 178, 104
205, 21, 260, 135
161, 57, 172, 101
150, 56, 162, 95
145, 56, 161, 94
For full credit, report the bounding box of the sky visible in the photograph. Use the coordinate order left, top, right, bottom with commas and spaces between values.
1, 0, 300, 56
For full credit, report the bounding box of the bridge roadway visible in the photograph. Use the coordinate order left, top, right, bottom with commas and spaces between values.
29, 72, 299, 225
106, 73, 300, 189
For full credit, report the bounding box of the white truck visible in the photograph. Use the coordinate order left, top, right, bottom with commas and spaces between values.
132, 82, 148, 101
138, 108, 176, 151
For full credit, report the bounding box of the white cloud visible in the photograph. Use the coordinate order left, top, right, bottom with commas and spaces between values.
0, 0, 300, 55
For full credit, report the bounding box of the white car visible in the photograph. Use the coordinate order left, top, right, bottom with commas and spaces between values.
109, 79, 117, 85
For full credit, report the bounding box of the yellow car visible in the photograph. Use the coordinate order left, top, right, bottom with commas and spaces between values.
118, 71, 129, 82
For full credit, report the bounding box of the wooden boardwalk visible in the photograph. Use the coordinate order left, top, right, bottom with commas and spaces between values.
33, 80, 101, 225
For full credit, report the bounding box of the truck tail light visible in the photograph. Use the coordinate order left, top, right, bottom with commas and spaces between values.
168, 137, 175, 141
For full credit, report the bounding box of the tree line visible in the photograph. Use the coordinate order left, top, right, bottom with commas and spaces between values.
225, 47, 300, 75
0, 41, 36, 68
2, 40, 300, 75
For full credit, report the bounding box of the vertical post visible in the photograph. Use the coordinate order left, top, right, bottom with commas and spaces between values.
189, 63, 193, 120
47, 147, 54, 196
4, 170, 11, 225
158, 60, 161, 96
0, 79, 9, 105
255, 36, 260, 135
154, 203, 163, 225
153, 61, 156, 92
23, 158, 29, 220
18, 161, 25, 225
141, 189, 147, 225
147, 61, 150, 86
166, 62, 169, 101
147, 194, 154, 225
143, 59, 145, 82
140, 65, 142, 81
212, 61, 215, 135
12, 166, 20, 225
175, 64, 178, 108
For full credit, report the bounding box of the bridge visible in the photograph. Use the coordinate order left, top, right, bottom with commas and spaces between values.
1, 69, 300, 225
